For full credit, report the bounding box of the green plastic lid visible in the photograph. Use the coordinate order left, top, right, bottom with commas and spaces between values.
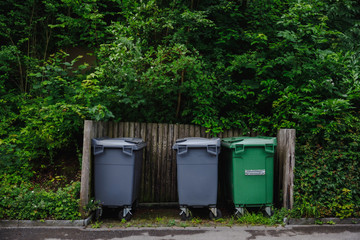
221, 136, 277, 149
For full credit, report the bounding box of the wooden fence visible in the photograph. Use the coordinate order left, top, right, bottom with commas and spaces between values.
80, 121, 295, 216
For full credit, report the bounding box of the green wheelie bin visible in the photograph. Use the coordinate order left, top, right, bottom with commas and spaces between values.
220, 136, 277, 217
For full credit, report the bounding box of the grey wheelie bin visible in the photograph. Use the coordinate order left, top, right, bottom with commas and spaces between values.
172, 137, 222, 220
92, 137, 146, 221
220, 136, 277, 217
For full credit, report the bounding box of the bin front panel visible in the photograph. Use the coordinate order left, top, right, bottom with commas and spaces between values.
94, 148, 144, 207
232, 147, 274, 206
177, 164, 218, 206
95, 164, 134, 206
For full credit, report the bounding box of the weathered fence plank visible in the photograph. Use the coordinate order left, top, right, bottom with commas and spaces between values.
276, 129, 296, 209
80, 120, 94, 217
171, 124, 179, 202
80, 121, 295, 212
129, 122, 135, 137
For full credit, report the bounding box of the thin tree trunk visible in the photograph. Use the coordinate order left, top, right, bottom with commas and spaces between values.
176, 69, 185, 119
9, 36, 24, 92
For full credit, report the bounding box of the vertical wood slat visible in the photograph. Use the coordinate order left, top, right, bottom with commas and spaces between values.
189, 125, 195, 137
129, 122, 135, 137
200, 126, 206, 138
134, 122, 140, 138
152, 123, 159, 201
80, 120, 94, 217
160, 124, 168, 201
123, 122, 129, 137
164, 124, 171, 201
157, 123, 164, 202
172, 124, 179, 202
118, 122, 123, 137
93, 121, 99, 138
276, 129, 296, 209
113, 122, 118, 138
140, 123, 147, 201
108, 121, 114, 138
195, 125, 201, 137
81, 121, 294, 206
102, 121, 108, 137
144, 123, 153, 202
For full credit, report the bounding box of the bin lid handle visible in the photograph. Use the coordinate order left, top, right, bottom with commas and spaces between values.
177, 145, 188, 155
265, 144, 275, 153
124, 139, 144, 144
93, 145, 104, 155
235, 144, 245, 154
123, 146, 134, 156
207, 145, 219, 155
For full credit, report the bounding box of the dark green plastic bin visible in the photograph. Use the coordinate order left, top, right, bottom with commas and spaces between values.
221, 136, 277, 216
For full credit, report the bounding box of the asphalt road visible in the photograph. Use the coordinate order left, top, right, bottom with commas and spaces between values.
1, 225, 360, 240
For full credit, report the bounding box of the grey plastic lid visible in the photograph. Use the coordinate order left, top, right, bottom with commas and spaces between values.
173, 137, 220, 148
92, 137, 147, 155
92, 137, 146, 148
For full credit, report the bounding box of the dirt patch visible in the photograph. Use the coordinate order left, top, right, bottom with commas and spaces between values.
31, 149, 81, 190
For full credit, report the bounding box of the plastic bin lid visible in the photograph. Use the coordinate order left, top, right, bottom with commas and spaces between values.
221, 136, 277, 148
92, 137, 147, 150
172, 137, 220, 149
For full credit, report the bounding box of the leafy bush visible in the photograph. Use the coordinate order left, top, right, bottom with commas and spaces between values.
293, 112, 360, 218
0, 51, 115, 176
0, 174, 81, 220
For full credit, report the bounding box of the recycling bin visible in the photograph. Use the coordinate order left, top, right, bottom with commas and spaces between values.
92, 137, 146, 220
172, 137, 221, 220
220, 136, 277, 216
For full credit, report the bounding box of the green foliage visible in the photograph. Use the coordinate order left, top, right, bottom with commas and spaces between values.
237, 212, 270, 225
95, 28, 217, 124
167, 219, 176, 227
0, 174, 81, 220
269, 208, 291, 225
0, 51, 114, 178
83, 199, 101, 216
1, 0, 360, 219
293, 114, 360, 218
315, 219, 324, 225
91, 221, 103, 229
235, 208, 290, 226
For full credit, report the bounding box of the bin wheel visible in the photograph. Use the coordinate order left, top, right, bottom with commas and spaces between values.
119, 210, 132, 221
180, 211, 192, 221
95, 208, 102, 220
209, 209, 222, 220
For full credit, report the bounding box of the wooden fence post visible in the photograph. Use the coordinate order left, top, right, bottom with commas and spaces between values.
80, 120, 94, 217
276, 129, 296, 209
